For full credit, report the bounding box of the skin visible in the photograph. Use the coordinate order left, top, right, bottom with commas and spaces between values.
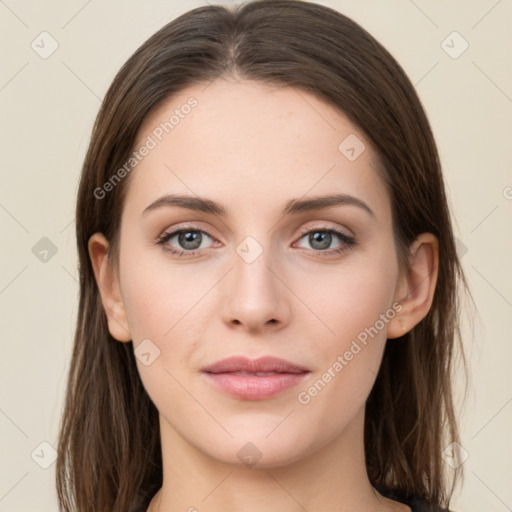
89, 78, 438, 512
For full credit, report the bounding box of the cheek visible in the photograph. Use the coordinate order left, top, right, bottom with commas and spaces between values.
291, 253, 399, 347
291, 248, 398, 410
119, 243, 208, 341
118, 251, 208, 407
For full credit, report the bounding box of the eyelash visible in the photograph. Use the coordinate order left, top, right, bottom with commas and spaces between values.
155, 225, 356, 258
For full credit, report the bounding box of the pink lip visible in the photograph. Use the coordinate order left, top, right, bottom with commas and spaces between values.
201, 356, 311, 400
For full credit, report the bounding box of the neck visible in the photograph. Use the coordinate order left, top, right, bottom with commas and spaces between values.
148, 406, 406, 512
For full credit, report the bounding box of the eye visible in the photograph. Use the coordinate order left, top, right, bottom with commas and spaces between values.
156, 225, 356, 258
294, 227, 355, 255
156, 228, 215, 256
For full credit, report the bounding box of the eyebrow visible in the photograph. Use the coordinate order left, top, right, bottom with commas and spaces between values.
142, 193, 375, 218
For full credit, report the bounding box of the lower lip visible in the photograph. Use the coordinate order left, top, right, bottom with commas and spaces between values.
203, 372, 309, 400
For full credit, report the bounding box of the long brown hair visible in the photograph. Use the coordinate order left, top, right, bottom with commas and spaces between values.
56, 1, 470, 510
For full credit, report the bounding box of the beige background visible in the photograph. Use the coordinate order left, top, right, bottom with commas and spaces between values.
1, 0, 511, 510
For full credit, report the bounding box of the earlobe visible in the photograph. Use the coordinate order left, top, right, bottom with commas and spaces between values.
88, 233, 132, 342
387, 233, 439, 339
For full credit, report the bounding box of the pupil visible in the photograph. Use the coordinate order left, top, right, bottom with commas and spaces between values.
310, 232, 331, 250
179, 231, 201, 250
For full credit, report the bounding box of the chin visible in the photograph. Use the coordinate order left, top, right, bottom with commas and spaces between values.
194, 426, 316, 470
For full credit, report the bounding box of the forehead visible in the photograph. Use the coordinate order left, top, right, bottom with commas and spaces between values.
125, 78, 389, 220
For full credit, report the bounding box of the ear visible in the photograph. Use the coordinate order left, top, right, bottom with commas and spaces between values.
387, 233, 439, 339
88, 233, 132, 342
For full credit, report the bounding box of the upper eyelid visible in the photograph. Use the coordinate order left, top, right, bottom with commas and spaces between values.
161, 222, 349, 236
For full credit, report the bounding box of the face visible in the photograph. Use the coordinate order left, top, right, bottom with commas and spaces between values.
107, 78, 407, 468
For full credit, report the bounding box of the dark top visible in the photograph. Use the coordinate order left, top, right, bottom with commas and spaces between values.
394, 494, 453, 512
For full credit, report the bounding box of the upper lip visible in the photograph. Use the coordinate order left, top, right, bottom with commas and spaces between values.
201, 356, 310, 374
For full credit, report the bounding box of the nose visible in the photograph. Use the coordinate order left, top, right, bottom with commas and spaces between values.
221, 241, 291, 333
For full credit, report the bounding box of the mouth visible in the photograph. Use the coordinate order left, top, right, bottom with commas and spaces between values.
201, 356, 311, 400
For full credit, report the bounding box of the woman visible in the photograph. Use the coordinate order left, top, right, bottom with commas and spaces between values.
56, 1, 469, 511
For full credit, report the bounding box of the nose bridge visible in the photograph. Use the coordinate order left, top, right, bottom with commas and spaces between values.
233, 234, 277, 305
221, 233, 288, 330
